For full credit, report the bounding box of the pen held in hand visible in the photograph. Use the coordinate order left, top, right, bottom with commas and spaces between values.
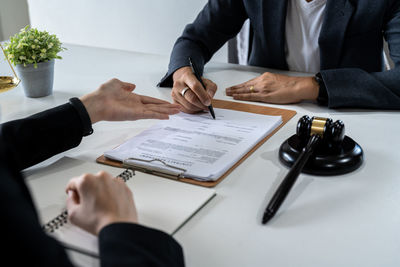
188, 57, 216, 119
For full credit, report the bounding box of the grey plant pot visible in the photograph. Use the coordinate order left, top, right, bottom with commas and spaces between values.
16, 59, 55, 98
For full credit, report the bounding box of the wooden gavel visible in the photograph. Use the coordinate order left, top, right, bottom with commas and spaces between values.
262, 116, 346, 224
297, 115, 345, 151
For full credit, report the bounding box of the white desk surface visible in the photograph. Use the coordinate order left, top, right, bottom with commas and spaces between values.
1, 44, 399, 267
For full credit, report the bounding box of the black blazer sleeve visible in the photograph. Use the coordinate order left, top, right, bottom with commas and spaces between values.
0, 103, 87, 266
0, 103, 85, 171
320, 0, 400, 109
99, 223, 184, 267
0, 150, 75, 266
158, 0, 248, 87
0, 102, 185, 266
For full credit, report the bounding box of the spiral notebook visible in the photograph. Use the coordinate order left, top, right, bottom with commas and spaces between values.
25, 157, 216, 259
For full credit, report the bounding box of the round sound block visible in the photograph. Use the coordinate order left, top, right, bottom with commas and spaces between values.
279, 135, 363, 176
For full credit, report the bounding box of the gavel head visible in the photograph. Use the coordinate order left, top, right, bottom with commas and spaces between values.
296, 115, 345, 146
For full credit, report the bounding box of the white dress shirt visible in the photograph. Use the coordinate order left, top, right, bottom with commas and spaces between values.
285, 0, 327, 73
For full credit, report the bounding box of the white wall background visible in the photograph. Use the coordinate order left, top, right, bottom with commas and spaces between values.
0, 0, 30, 41
27, 0, 228, 62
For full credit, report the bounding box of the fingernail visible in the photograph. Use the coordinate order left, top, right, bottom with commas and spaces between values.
67, 190, 73, 197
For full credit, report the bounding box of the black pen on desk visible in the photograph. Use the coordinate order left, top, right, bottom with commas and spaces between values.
188, 57, 216, 119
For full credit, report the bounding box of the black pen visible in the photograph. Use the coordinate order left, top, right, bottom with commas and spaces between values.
188, 57, 216, 119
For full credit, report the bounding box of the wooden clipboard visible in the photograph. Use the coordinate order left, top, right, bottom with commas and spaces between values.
97, 99, 296, 187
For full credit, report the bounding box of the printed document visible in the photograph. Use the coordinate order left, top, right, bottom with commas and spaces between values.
104, 108, 282, 181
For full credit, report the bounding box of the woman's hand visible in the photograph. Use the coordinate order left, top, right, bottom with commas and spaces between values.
226, 72, 319, 104
171, 67, 217, 114
66, 171, 138, 235
80, 78, 180, 124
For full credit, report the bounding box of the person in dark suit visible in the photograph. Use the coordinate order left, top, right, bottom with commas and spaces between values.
159, 0, 400, 111
0, 78, 184, 266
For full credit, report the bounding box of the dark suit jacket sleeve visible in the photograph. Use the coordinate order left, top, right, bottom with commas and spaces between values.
0, 163, 75, 267
0, 103, 85, 171
0, 103, 87, 266
158, 0, 248, 87
318, 1, 400, 109
99, 223, 184, 267
0, 102, 185, 266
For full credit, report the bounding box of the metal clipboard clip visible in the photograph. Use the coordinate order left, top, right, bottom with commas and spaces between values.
122, 157, 187, 180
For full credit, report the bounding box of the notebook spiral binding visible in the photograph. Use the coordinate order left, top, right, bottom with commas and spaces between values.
42, 169, 135, 233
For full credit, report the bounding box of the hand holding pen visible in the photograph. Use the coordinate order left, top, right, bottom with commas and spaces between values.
188, 57, 215, 119
170, 58, 217, 117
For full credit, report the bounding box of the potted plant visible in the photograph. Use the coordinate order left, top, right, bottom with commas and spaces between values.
3, 26, 65, 98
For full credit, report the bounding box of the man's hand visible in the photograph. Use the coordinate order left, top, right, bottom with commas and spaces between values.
172, 66, 217, 114
66, 171, 138, 235
226, 72, 319, 104
80, 78, 180, 124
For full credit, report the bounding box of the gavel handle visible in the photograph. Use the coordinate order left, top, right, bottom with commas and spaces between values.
262, 134, 321, 224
